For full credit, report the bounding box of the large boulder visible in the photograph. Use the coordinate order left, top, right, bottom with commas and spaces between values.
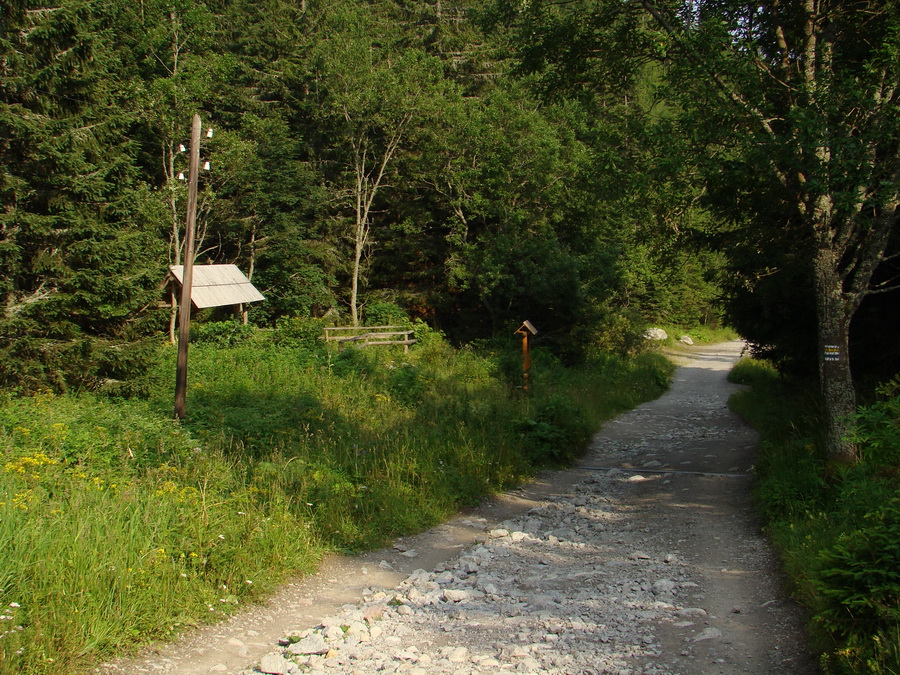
644, 328, 668, 341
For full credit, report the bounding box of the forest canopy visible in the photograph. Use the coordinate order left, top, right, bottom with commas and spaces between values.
2, 0, 898, 416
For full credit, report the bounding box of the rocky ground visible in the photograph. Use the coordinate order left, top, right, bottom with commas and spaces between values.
99, 342, 816, 675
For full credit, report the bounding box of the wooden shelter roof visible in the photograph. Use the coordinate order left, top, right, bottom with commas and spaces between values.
169, 264, 264, 309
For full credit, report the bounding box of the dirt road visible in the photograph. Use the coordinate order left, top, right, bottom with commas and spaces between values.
99, 341, 816, 674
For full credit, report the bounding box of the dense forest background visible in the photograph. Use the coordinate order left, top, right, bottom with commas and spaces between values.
2, 0, 898, 398
1, 0, 725, 393
2, 3, 900, 671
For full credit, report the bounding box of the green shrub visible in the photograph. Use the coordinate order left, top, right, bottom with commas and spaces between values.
386, 363, 434, 407
363, 301, 408, 326
727, 356, 778, 386
850, 378, 900, 469
410, 319, 447, 352
733, 358, 900, 674
272, 316, 330, 351
517, 394, 591, 466
815, 499, 900, 674
329, 346, 378, 378
586, 307, 647, 355
190, 321, 255, 347
753, 443, 825, 521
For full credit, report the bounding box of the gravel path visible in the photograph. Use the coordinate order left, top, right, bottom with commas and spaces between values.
99, 342, 816, 675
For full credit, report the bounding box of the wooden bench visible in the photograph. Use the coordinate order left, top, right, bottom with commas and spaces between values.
324, 326, 417, 353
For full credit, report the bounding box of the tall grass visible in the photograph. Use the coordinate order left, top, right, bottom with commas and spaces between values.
728, 360, 900, 674
0, 325, 672, 673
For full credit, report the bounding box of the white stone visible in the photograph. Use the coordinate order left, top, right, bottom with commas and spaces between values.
288, 634, 329, 655
258, 654, 294, 675
446, 646, 470, 663
442, 589, 472, 603
693, 627, 723, 642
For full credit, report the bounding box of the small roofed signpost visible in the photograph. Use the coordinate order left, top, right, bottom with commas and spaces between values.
515, 320, 538, 392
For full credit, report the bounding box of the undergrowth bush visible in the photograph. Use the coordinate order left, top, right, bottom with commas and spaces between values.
363, 301, 408, 326
814, 498, 900, 674
729, 359, 900, 674
190, 320, 255, 347
850, 377, 900, 469
271, 316, 329, 351
517, 394, 590, 466
0, 327, 673, 673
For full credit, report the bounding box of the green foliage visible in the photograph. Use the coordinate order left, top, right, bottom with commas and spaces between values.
517, 394, 590, 466
0, 1, 165, 394
272, 316, 330, 352
732, 359, 900, 673
0, 337, 672, 673
575, 306, 648, 357
364, 301, 408, 326
814, 500, 900, 674
850, 378, 900, 469
410, 319, 448, 351
727, 357, 778, 386
190, 321, 255, 347
2, 0, 734, 392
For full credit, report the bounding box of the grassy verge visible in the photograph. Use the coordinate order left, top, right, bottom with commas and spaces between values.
728, 359, 900, 674
0, 323, 673, 673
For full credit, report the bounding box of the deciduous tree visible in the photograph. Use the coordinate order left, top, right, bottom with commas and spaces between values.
493, 0, 900, 460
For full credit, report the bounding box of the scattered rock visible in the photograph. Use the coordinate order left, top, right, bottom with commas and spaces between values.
652, 579, 676, 595
446, 646, 470, 663
286, 634, 329, 656
257, 654, 293, 675
106, 342, 806, 675
693, 627, 723, 642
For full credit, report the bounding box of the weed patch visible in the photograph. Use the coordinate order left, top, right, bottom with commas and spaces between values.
0, 331, 672, 673
729, 361, 900, 674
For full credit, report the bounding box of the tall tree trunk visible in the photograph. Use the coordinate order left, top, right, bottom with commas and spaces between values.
243, 223, 257, 325
813, 243, 858, 463
350, 217, 365, 326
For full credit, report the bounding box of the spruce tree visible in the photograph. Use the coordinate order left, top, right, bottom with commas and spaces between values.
0, 0, 163, 394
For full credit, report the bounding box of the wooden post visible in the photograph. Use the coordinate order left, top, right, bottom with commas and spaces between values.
515, 320, 538, 393
174, 114, 201, 420
521, 331, 531, 392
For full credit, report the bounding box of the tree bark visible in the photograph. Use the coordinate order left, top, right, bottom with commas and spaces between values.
350, 218, 365, 327
813, 243, 858, 463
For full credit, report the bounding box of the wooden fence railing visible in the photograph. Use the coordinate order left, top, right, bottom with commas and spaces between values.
323, 325, 416, 353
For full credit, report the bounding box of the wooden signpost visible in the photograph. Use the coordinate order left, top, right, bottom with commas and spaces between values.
515, 320, 538, 392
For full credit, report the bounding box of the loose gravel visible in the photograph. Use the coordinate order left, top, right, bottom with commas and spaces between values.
238, 342, 815, 675
99, 342, 816, 675
248, 472, 709, 675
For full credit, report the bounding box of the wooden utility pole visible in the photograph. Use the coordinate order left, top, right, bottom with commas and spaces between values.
174, 114, 201, 420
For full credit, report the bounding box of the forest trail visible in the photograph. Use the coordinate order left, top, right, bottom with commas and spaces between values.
98, 341, 816, 675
